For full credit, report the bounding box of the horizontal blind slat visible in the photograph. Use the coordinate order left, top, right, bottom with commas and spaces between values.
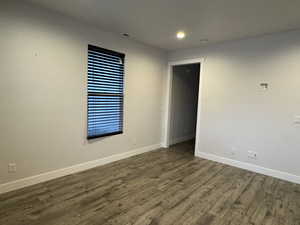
88, 56, 124, 67
88, 63, 124, 73
88, 69, 124, 77
89, 50, 123, 61
88, 76, 123, 83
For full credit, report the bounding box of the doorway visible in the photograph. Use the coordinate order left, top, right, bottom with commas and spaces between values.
164, 58, 203, 156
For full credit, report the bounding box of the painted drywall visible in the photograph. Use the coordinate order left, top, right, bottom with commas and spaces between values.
0, 1, 167, 185
169, 30, 300, 178
170, 64, 199, 144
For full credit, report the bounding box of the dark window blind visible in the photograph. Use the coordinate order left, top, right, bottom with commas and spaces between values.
87, 45, 125, 139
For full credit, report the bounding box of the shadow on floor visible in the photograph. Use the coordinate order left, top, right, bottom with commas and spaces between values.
170, 139, 195, 155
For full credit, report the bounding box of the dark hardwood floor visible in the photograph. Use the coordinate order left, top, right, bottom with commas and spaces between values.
1, 141, 299, 225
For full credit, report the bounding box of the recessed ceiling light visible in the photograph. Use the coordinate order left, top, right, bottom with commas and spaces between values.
176, 31, 186, 39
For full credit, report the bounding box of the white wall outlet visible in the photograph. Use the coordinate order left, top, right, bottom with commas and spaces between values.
8, 163, 17, 173
229, 147, 237, 156
247, 151, 258, 160
294, 116, 300, 125
131, 137, 137, 146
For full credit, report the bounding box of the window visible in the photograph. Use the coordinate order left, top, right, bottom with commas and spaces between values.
87, 45, 125, 139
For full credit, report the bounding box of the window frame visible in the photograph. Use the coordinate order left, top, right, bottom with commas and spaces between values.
87, 45, 125, 140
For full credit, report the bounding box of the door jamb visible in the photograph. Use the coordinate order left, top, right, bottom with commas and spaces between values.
163, 58, 204, 156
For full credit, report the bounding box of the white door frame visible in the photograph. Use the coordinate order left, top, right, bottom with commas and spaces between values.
163, 58, 204, 156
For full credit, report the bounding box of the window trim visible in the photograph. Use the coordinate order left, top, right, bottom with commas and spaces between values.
87, 131, 123, 140
87, 45, 125, 140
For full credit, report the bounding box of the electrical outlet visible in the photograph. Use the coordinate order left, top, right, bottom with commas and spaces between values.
294, 116, 300, 125
247, 151, 258, 160
132, 137, 137, 146
8, 163, 17, 173
229, 147, 237, 156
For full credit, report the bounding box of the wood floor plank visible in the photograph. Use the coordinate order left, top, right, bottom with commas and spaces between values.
0, 141, 299, 225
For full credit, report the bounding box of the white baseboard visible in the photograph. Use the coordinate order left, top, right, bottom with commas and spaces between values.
0, 143, 162, 194
170, 134, 195, 145
196, 151, 300, 184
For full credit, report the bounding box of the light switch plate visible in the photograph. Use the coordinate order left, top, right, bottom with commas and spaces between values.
8, 163, 17, 173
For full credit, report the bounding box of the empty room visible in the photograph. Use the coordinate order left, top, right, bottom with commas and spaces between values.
1, 0, 300, 224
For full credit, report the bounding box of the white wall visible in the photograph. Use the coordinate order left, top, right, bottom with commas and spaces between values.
0, 1, 167, 185
169, 30, 300, 180
170, 64, 199, 144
